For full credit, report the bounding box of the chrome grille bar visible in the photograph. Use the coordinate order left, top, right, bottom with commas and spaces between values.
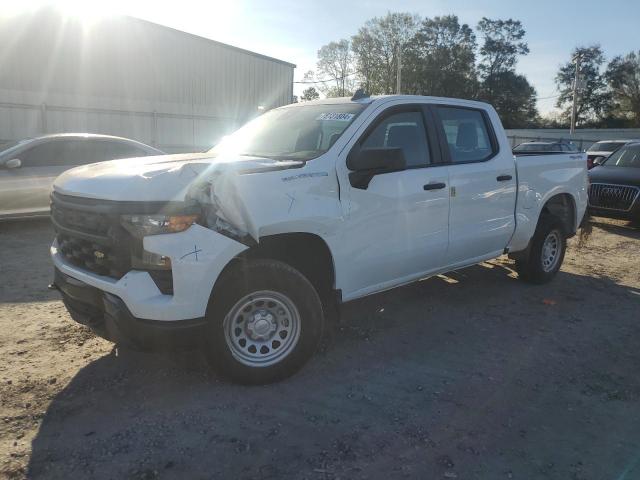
588, 183, 639, 212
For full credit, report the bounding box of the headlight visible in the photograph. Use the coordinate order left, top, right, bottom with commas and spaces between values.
121, 213, 200, 238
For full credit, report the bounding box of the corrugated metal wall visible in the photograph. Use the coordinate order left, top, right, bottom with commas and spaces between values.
0, 8, 295, 152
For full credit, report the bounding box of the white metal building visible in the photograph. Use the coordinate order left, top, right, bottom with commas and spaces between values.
0, 8, 295, 152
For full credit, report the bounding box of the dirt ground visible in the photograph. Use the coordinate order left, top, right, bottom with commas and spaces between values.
1, 217, 639, 480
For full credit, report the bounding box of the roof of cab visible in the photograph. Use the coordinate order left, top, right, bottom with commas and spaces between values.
287, 94, 494, 110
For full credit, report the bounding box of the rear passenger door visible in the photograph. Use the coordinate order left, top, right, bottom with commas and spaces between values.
431, 105, 517, 264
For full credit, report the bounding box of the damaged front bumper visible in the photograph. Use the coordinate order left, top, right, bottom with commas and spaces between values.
51, 223, 248, 323
54, 267, 206, 348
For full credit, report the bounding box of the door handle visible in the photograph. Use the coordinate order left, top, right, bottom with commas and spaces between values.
496, 175, 513, 182
423, 182, 446, 191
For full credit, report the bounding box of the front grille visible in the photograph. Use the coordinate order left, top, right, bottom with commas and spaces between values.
51, 194, 132, 279
56, 233, 127, 278
51, 193, 175, 293
588, 183, 639, 212
51, 204, 111, 236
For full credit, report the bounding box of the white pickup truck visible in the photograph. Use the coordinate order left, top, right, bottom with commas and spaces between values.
50, 94, 588, 384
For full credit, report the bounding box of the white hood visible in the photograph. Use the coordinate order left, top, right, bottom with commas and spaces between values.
53, 152, 301, 202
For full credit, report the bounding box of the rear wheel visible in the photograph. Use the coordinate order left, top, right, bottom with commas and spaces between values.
515, 215, 567, 284
205, 259, 324, 384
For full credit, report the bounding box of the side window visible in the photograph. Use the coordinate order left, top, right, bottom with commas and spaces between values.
20, 142, 65, 167
435, 106, 495, 163
61, 140, 102, 166
361, 111, 431, 168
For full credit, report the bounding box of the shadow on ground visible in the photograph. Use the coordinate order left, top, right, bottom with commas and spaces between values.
590, 217, 640, 241
27, 262, 640, 479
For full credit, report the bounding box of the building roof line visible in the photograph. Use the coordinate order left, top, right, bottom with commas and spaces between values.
126, 15, 297, 69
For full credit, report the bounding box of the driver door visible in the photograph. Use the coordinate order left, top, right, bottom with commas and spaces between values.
337, 103, 450, 300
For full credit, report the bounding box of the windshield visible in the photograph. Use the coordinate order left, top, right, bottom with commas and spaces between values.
603, 144, 640, 167
589, 141, 624, 152
210, 103, 366, 161
0, 139, 29, 159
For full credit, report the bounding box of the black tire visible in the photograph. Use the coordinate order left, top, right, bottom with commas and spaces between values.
515, 215, 567, 284
205, 259, 324, 384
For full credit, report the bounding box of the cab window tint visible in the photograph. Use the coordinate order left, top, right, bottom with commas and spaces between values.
361, 111, 431, 168
435, 107, 495, 163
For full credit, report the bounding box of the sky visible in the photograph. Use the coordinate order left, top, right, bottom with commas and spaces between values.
3, 0, 640, 115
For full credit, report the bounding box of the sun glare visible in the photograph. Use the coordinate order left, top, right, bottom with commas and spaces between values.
0, 0, 118, 22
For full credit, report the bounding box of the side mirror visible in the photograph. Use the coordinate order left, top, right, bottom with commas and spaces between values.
347, 147, 406, 189
4, 158, 21, 169
592, 156, 604, 167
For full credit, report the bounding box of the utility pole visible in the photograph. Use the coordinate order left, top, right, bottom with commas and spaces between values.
570, 53, 582, 136
396, 44, 402, 95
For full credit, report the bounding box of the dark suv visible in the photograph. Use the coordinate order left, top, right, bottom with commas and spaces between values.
588, 142, 640, 221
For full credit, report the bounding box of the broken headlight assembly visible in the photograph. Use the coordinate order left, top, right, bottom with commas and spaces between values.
121, 213, 200, 271
120, 213, 200, 238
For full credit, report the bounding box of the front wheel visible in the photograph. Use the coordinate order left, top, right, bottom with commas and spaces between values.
205, 259, 324, 384
515, 215, 567, 284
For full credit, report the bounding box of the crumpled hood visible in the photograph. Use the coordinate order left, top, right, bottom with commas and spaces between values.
53, 152, 302, 202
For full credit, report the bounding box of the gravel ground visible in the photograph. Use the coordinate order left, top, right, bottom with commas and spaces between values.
1, 217, 639, 480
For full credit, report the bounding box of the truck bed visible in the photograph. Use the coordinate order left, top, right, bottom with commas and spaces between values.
507, 152, 589, 252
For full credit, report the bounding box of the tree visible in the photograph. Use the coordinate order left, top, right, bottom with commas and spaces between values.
476, 17, 537, 126
477, 17, 529, 79
555, 46, 611, 126
605, 51, 640, 126
402, 15, 478, 98
316, 39, 355, 97
351, 12, 419, 94
482, 71, 538, 128
301, 87, 320, 102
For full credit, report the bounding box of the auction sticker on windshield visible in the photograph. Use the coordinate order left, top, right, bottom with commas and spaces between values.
316, 112, 355, 121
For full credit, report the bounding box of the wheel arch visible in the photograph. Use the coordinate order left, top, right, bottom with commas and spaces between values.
210, 232, 339, 314
510, 191, 578, 260
539, 192, 578, 237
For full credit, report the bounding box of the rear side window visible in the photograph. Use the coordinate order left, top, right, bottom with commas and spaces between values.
361, 111, 431, 168
63, 140, 108, 165
435, 106, 495, 163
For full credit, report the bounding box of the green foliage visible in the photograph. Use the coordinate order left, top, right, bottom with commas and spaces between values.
300, 87, 320, 102
476, 18, 529, 78
555, 46, 611, 126
316, 39, 356, 97
475, 17, 537, 124
309, 12, 640, 128
351, 12, 419, 94
605, 51, 640, 127
479, 71, 538, 128
402, 15, 478, 98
